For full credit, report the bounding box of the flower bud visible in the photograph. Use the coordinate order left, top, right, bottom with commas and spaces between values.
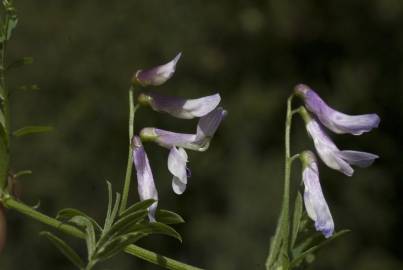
133, 53, 182, 86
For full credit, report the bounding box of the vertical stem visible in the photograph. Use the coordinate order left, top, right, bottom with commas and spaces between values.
120, 87, 139, 214
266, 95, 294, 269
0, 9, 11, 190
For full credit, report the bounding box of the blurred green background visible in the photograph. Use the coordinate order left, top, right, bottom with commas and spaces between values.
0, 0, 402, 269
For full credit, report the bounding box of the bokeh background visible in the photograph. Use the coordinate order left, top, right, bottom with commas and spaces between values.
0, 0, 402, 269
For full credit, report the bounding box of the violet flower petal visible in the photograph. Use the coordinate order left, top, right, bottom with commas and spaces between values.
301, 151, 334, 238
196, 106, 227, 141
140, 107, 226, 152
139, 92, 221, 119
135, 53, 182, 86
306, 118, 378, 176
132, 136, 158, 221
295, 84, 380, 135
168, 147, 189, 194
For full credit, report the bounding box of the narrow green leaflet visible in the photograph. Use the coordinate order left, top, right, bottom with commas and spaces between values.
56, 208, 102, 231
13, 126, 53, 137
119, 199, 156, 218
129, 222, 182, 242
6, 56, 33, 71
69, 216, 97, 260
14, 170, 32, 178
156, 209, 185, 225
290, 229, 351, 267
40, 232, 85, 269
291, 192, 303, 247
103, 192, 121, 232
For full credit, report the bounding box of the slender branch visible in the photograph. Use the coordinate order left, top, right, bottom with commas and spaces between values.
120, 87, 138, 214
266, 94, 295, 269
0, 6, 11, 190
1, 195, 203, 270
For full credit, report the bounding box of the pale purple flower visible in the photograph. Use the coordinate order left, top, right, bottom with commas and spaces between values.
140, 107, 226, 194
134, 53, 182, 86
300, 151, 334, 238
295, 84, 380, 135
138, 92, 221, 119
140, 107, 227, 151
168, 147, 189, 194
132, 136, 158, 221
304, 113, 378, 176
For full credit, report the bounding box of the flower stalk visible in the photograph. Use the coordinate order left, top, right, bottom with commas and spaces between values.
266, 94, 296, 269
120, 87, 140, 214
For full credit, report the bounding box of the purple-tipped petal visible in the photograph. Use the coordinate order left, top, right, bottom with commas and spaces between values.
168, 147, 189, 195
140, 107, 226, 152
134, 53, 182, 86
295, 84, 380, 135
300, 151, 334, 238
132, 136, 158, 221
196, 107, 227, 141
306, 119, 353, 176
139, 92, 221, 119
337, 150, 378, 168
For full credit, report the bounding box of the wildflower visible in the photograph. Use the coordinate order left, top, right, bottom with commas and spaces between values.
295, 84, 380, 135
300, 151, 334, 238
300, 107, 378, 176
140, 107, 226, 194
138, 92, 221, 119
140, 107, 227, 151
134, 53, 182, 86
132, 136, 158, 221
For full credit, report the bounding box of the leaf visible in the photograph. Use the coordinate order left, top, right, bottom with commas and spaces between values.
129, 222, 182, 242
290, 229, 351, 267
40, 231, 85, 269
103, 192, 121, 233
14, 170, 32, 178
156, 209, 185, 224
13, 126, 53, 137
0, 13, 18, 42
96, 210, 147, 250
119, 199, 156, 218
6, 56, 33, 71
69, 216, 97, 259
97, 232, 147, 261
291, 192, 303, 247
57, 208, 102, 231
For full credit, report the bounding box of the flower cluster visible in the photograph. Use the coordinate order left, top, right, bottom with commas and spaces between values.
295, 84, 380, 237
132, 53, 226, 220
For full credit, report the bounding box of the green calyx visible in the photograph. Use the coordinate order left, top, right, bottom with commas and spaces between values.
299, 150, 315, 169
137, 93, 152, 107
139, 128, 158, 142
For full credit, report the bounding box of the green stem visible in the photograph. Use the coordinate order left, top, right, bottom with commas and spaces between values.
0, 10, 10, 190
1, 195, 203, 270
266, 95, 295, 269
120, 87, 139, 214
